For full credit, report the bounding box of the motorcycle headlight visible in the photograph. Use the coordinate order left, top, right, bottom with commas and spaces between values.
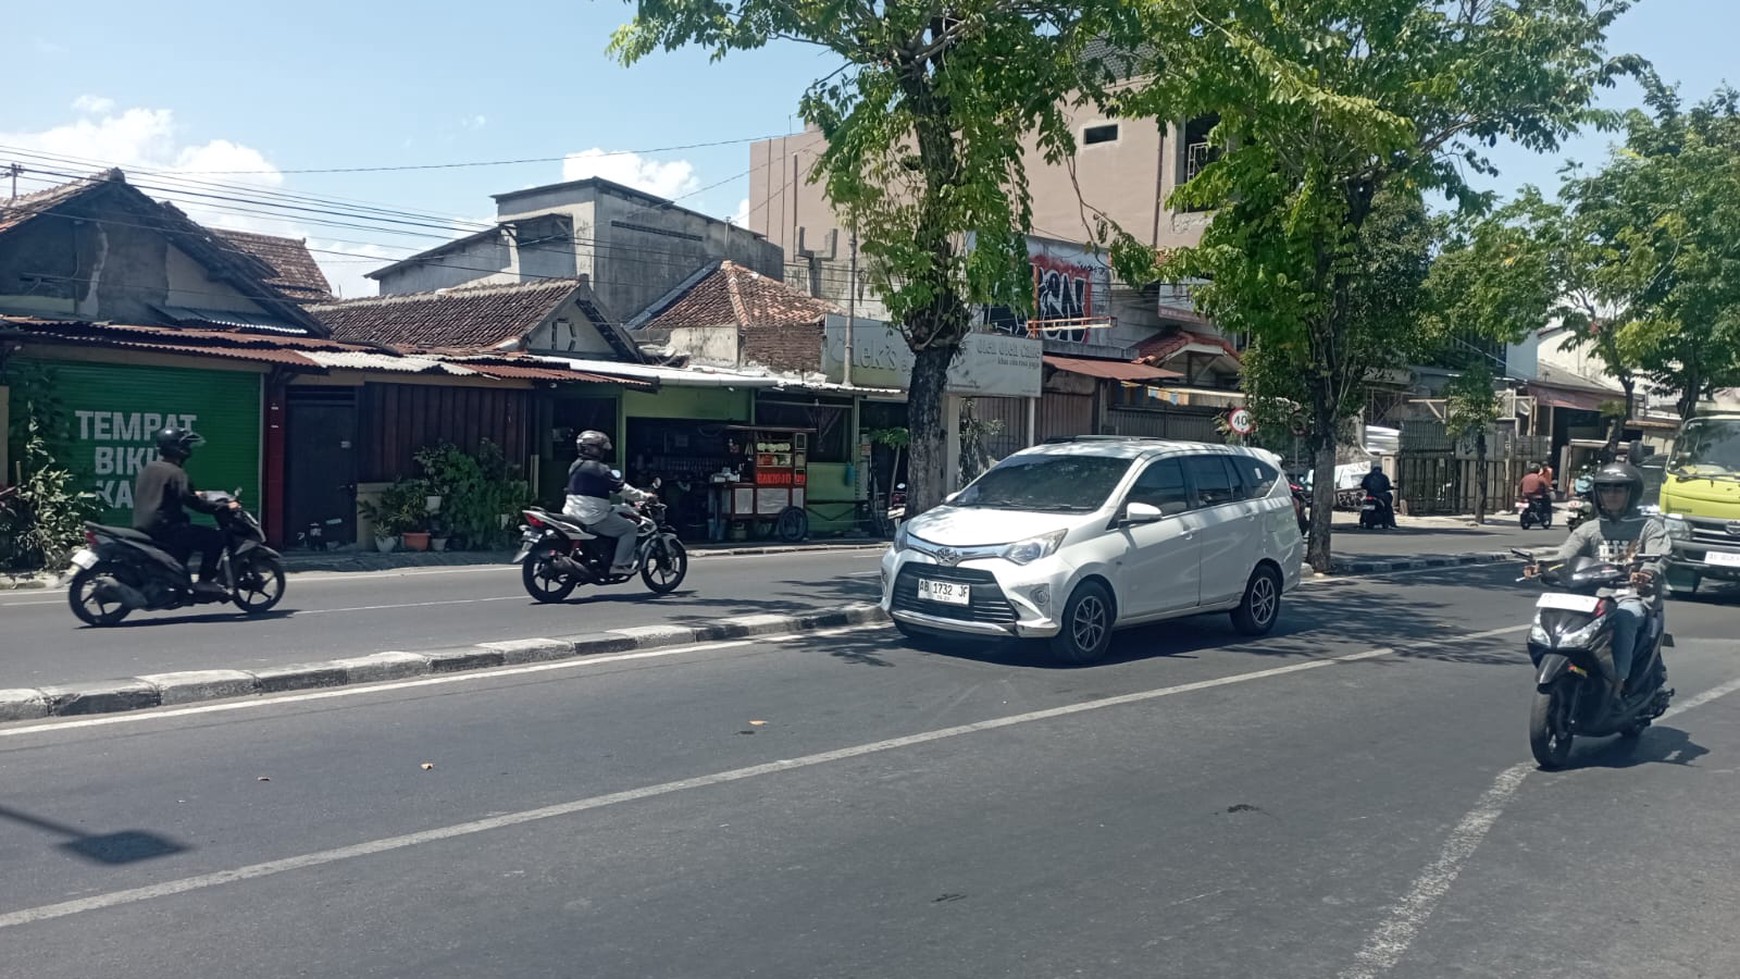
1559, 617, 1607, 649
1003, 530, 1067, 566
1664, 514, 1692, 540
1529, 621, 1551, 646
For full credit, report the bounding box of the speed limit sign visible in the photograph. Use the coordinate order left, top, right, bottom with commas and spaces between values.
1227, 407, 1256, 435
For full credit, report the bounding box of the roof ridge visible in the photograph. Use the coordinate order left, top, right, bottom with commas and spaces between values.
309, 278, 580, 308
722, 263, 753, 326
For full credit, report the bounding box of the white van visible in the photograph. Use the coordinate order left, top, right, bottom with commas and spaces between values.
879, 437, 1305, 664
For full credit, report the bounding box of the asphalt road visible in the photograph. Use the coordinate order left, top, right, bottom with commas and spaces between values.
0, 550, 885, 688
2, 563, 1736, 977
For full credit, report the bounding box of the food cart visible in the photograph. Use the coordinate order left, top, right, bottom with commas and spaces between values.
711, 425, 813, 542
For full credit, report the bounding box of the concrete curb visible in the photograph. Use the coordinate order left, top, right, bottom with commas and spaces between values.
0, 603, 889, 724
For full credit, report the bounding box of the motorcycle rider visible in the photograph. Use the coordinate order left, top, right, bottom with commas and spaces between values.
563, 430, 653, 576
132, 427, 238, 598
1360, 460, 1395, 525
1525, 462, 1670, 698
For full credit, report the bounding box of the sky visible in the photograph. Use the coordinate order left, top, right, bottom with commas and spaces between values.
5, 0, 1734, 299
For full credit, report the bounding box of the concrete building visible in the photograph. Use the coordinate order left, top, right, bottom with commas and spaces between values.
367, 177, 785, 324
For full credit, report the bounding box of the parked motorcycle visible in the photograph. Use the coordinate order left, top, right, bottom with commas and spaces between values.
66, 490, 286, 626
1515, 548, 1674, 769
1288, 476, 1311, 536
1358, 491, 1396, 530
513, 496, 688, 602
1517, 495, 1555, 530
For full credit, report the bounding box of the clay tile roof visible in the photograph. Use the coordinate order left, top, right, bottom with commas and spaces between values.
309, 279, 583, 351
0, 169, 122, 235
641, 261, 841, 334
1134, 329, 1242, 365
214, 230, 333, 302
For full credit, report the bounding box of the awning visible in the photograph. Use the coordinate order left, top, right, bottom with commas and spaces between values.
1043, 355, 1182, 383
1527, 382, 1619, 413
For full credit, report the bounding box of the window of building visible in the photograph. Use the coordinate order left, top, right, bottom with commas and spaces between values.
1083, 123, 1120, 146
1179, 114, 1221, 212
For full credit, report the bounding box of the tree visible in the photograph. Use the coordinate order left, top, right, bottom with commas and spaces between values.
1098, 0, 1627, 569
1562, 80, 1740, 421
1095, 0, 1629, 571
1424, 203, 1562, 522
612, 0, 1132, 516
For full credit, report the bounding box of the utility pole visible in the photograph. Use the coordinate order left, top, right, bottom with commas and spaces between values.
4, 164, 21, 201
845, 230, 858, 388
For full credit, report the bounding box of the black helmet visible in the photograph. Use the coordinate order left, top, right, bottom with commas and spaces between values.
575, 429, 612, 460
155, 427, 203, 462
1590, 462, 1644, 518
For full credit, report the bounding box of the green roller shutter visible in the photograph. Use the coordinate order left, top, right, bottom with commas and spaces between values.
32, 361, 262, 526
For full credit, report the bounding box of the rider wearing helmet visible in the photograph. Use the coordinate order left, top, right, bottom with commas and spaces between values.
1360, 458, 1394, 524
132, 427, 237, 597
563, 430, 653, 575
1530, 462, 1670, 696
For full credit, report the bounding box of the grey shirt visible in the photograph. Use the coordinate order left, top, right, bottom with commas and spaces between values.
1554, 509, 1670, 577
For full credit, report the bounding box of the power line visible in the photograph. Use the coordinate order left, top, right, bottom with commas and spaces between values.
161, 133, 802, 175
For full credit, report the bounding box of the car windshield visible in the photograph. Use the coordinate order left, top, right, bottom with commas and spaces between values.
1669, 418, 1740, 478
952, 454, 1131, 512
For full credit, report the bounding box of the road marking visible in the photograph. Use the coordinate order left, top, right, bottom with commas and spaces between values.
294, 595, 527, 615
0, 624, 1528, 929
1338, 672, 1740, 979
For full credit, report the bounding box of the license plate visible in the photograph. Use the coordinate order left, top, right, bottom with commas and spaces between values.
1537, 592, 1600, 613
917, 578, 971, 606
1706, 550, 1740, 568
69, 549, 97, 570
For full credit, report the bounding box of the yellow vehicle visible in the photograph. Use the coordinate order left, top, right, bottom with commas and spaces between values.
1659, 412, 1740, 595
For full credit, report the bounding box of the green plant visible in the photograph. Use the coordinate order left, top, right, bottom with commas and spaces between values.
1, 416, 100, 571
413, 439, 533, 549
359, 478, 431, 538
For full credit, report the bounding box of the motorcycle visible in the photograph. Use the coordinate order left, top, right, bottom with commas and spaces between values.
66, 490, 286, 627
1563, 497, 1595, 532
512, 495, 688, 603
1514, 548, 1674, 769
1517, 495, 1554, 530
1358, 491, 1396, 530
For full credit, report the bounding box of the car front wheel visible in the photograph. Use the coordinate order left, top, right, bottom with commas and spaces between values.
1049, 581, 1115, 666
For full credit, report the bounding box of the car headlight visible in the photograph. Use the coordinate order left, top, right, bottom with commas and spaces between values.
1664, 514, 1692, 540
1003, 530, 1067, 566
893, 523, 911, 552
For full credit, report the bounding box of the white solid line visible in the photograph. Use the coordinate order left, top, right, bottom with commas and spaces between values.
294, 595, 527, 615
0, 625, 1529, 930
1338, 671, 1740, 979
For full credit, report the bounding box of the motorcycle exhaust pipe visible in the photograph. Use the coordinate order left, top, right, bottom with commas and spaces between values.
550, 554, 588, 578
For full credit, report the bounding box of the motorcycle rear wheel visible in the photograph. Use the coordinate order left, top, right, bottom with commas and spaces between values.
68, 564, 132, 627
1529, 679, 1576, 769
522, 553, 578, 603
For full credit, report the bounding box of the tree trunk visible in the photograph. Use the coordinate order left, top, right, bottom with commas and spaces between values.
1474, 428, 1488, 524
1306, 438, 1336, 573
904, 345, 954, 517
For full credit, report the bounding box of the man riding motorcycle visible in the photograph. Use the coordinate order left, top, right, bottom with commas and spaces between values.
563, 430, 653, 576
1525, 462, 1670, 697
1518, 463, 1553, 521
1360, 460, 1395, 525
132, 427, 238, 597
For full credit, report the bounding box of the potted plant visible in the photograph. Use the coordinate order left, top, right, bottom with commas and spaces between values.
358, 497, 404, 552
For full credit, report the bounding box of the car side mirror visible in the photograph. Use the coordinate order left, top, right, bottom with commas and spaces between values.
1124, 502, 1164, 525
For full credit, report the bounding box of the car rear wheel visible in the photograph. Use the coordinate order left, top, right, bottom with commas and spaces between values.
1049, 581, 1114, 666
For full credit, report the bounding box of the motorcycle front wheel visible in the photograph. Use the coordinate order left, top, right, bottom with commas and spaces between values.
232, 554, 286, 614
68, 563, 132, 627
1529, 678, 1577, 769
522, 553, 578, 603
641, 537, 689, 595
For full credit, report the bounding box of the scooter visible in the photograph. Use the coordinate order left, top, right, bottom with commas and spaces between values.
1515, 548, 1674, 769
1517, 495, 1554, 530
1358, 491, 1396, 530
512, 495, 688, 603
65, 490, 286, 626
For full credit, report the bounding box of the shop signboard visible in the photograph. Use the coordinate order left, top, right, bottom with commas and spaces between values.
822, 316, 1042, 398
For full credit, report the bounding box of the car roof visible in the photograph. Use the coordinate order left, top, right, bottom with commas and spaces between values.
1017, 436, 1276, 463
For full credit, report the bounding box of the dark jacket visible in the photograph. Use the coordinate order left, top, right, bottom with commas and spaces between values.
132, 459, 221, 533
1361, 470, 1392, 495
566, 459, 625, 501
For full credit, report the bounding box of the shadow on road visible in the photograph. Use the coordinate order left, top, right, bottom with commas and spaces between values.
0, 804, 187, 865
79, 609, 298, 629
1579, 725, 1712, 769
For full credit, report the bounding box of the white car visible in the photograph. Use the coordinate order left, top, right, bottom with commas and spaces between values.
879, 436, 1304, 664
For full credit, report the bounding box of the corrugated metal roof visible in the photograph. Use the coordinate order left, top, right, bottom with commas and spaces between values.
300, 350, 477, 374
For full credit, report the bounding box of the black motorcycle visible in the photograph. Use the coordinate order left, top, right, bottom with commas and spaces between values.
513, 497, 688, 603
66, 491, 286, 626
1288, 476, 1311, 536
1358, 491, 1396, 530
1516, 548, 1674, 769
1518, 495, 1554, 530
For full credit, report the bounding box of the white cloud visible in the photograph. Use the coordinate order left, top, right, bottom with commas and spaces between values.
730, 197, 750, 227
72, 95, 116, 115
561, 148, 700, 200
462, 114, 487, 130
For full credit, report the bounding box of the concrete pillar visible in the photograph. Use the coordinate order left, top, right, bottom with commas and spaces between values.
943, 394, 964, 494
1026, 396, 1038, 448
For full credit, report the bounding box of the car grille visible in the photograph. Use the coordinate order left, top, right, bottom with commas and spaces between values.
891, 565, 1018, 624
1686, 517, 1740, 548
